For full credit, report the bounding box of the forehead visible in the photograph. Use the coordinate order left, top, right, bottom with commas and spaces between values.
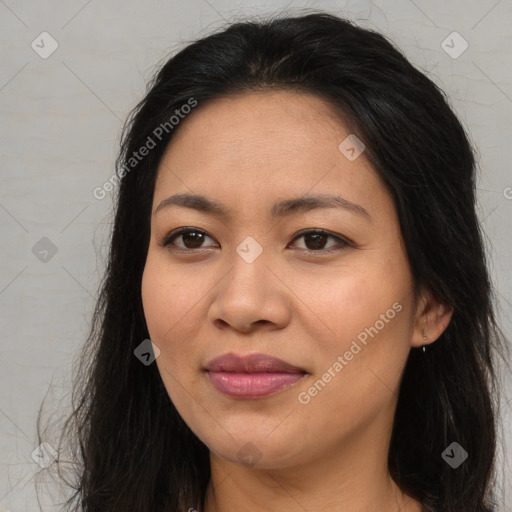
153, 90, 389, 220
159, 90, 351, 163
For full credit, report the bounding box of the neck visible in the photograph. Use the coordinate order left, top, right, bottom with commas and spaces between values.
202, 413, 423, 512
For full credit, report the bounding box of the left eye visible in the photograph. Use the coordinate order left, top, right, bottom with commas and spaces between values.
289, 230, 350, 252
162, 228, 350, 253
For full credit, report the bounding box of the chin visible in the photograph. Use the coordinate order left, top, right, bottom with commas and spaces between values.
206, 432, 305, 470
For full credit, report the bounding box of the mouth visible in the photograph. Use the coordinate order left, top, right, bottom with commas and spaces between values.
204, 352, 308, 399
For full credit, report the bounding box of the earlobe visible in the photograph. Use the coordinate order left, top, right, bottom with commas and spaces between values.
412, 292, 454, 348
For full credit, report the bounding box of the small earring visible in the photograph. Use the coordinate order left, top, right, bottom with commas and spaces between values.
422, 334, 427, 353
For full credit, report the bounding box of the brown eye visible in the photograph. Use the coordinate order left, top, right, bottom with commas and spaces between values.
162, 227, 350, 254
302, 232, 328, 250
163, 228, 216, 250
289, 230, 350, 253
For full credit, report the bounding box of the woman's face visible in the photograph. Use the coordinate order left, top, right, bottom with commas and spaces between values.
141, 90, 424, 469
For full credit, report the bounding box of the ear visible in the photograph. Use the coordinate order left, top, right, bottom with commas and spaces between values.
411, 288, 453, 348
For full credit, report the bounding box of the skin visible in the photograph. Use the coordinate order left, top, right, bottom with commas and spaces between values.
141, 90, 453, 512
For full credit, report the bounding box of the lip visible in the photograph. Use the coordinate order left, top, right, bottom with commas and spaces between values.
204, 352, 307, 373
204, 352, 308, 399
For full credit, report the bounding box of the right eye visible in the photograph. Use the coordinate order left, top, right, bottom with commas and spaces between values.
162, 227, 218, 251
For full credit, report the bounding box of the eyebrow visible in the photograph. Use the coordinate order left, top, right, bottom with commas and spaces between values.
154, 193, 372, 222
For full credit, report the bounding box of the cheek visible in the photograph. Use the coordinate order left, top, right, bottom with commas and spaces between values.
141, 256, 199, 362
294, 276, 412, 432
312, 267, 406, 340
141, 258, 205, 413
141, 262, 171, 339
305, 248, 414, 379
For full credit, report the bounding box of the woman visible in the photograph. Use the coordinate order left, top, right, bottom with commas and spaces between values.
41, 11, 509, 512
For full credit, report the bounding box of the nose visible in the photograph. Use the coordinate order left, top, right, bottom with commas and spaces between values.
207, 249, 292, 334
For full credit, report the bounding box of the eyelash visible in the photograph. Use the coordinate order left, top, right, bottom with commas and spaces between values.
161, 227, 352, 255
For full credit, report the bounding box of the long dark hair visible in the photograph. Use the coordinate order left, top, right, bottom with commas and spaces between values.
37, 10, 510, 512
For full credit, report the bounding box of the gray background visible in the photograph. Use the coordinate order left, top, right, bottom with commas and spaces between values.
0, 0, 511, 510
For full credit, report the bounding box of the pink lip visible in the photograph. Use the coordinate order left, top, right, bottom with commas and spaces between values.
204, 353, 308, 399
